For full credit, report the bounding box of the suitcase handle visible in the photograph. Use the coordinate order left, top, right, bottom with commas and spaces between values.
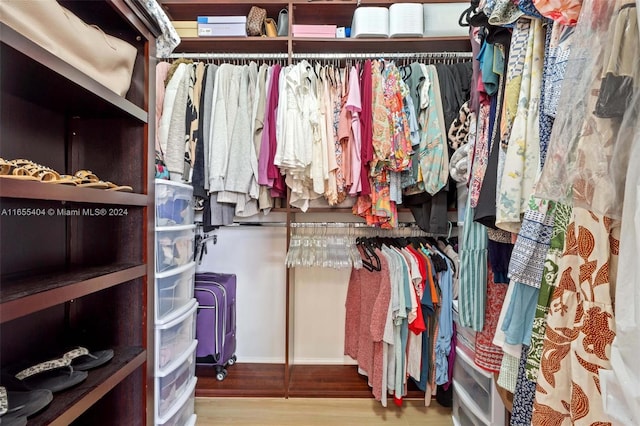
231, 298, 236, 333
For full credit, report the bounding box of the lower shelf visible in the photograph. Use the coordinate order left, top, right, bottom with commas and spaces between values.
288, 365, 426, 398
195, 363, 431, 399
195, 363, 286, 397
29, 346, 146, 426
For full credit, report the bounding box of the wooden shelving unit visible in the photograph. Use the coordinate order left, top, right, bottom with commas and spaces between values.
0, 1, 156, 424
160, 0, 468, 401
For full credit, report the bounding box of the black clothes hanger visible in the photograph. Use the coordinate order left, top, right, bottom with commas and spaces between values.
459, 0, 481, 27
400, 65, 413, 82
358, 237, 381, 272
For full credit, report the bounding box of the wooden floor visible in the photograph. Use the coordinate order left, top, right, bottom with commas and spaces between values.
194, 398, 454, 426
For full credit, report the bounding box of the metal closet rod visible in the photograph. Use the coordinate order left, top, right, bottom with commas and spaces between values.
292, 51, 474, 60
167, 51, 473, 60
167, 52, 289, 60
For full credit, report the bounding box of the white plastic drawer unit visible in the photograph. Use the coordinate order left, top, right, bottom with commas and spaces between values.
454, 347, 493, 418
155, 299, 198, 371
155, 340, 198, 419
156, 224, 196, 274
155, 262, 196, 322
156, 376, 197, 426
155, 179, 195, 226
453, 387, 489, 426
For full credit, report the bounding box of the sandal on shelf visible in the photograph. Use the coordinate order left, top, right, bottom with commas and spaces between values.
0, 386, 52, 421
4, 348, 94, 393
73, 170, 110, 189
46, 174, 81, 186
104, 182, 133, 192
68, 348, 114, 371
20, 164, 61, 183
0, 159, 38, 181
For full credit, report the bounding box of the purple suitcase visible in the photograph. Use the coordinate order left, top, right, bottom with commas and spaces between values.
194, 272, 237, 381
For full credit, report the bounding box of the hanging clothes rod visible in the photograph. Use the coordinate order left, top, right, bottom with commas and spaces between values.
291, 51, 473, 60
167, 51, 473, 61
167, 52, 290, 60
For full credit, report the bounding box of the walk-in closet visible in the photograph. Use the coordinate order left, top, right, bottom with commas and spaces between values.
1, 0, 639, 425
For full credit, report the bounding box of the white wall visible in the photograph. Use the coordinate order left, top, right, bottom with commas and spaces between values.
197, 224, 356, 365
292, 267, 356, 365
197, 225, 287, 363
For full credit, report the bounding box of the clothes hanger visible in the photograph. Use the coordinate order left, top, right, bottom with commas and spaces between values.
357, 237, 378, 272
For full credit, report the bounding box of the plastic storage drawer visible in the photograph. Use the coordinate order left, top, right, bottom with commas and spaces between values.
185, 414, 197, 426
156, 340, 198, 419
452, 306, 476, 356
155, 300, 198, 371
351, 7, 389, 38
156, 262, 196, 322
453, 387, 489, 426
156, 225, 196, 274
156, 376, 197, 426
422, 3, 470, 37
155, 179, 194, 226
389, 3, 423, 38
453, 347, 493, 422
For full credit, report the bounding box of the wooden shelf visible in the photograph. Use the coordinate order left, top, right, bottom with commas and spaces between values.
28, 347, 146, 426
195, 363, 287, 397
0, 23, 147, 122
162, 0, 289, 20
0, 263, 146, 323
0, 179, 148, 206
174, 36, 289, 54
292, 36, 470, 54
288, 365, 426, 398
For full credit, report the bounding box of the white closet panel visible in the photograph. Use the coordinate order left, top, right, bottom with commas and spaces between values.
292, 268, 355, 365
198, 226, 287, 363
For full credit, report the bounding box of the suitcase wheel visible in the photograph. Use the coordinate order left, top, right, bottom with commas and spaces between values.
227, 355, 237, 366
216, 370, 228, 381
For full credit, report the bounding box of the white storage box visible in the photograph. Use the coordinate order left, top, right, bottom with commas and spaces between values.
156, 225, 196, 273
423, 3, 470, 37
351, 7, 389, 38
157, 377, 197, 426
155, 179, 194, 226
155, 300, 198, 370
453, 347, 493, 422
197, 16, 247, 37
389, 3, 424, 38
156, 262, 196, 322
156, 340, 198, 419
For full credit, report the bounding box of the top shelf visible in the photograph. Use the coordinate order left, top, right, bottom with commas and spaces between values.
0, 23, 147, 123
162, 0, 471, 55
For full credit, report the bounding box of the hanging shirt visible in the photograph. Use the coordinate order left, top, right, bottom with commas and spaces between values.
347, 66, 363, 195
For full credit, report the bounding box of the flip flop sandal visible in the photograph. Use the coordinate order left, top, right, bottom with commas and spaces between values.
11, 365, 87, 394
8, 348, 92, 393
68, 348, 114, 371
0, 386, 52, 420
104, 182, 133, 192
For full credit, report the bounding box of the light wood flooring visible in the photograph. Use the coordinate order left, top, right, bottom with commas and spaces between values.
195, 398, 454, 426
